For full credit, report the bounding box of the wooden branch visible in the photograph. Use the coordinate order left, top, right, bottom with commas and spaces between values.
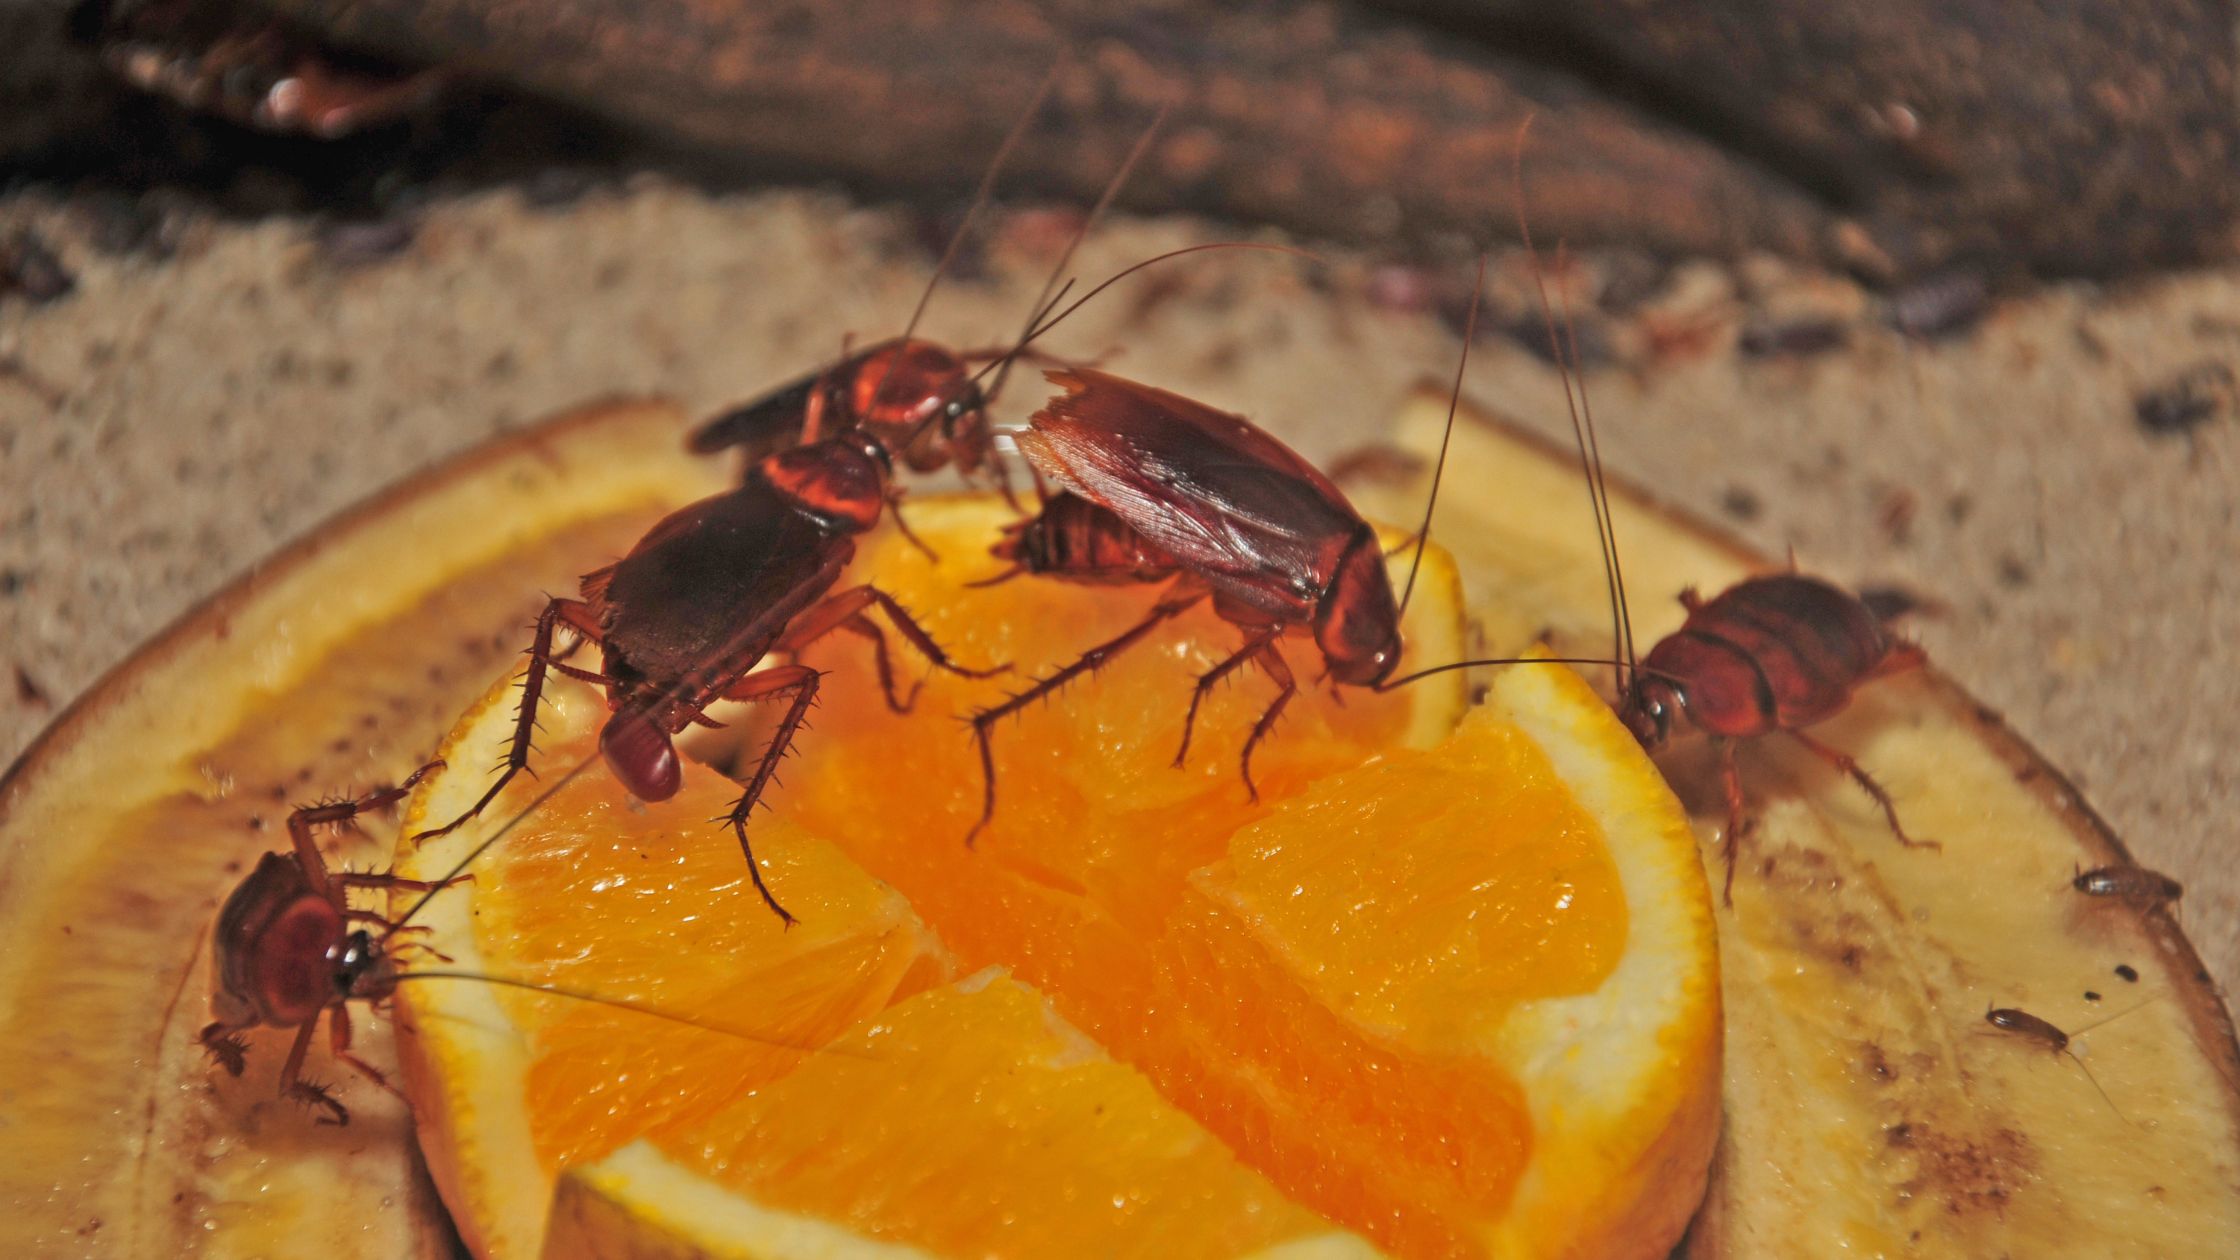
167, 0, 2240, 277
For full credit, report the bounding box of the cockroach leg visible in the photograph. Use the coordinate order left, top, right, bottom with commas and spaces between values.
324, 1003, 406, 1103
1785, 728, 1940, 851
968, 585, 1208, 845
198, 1022, 249, 1076
416, 599, 602, 842
779, 584, 1006, 700
273, 1019, 349, 1124
285, 762, 444, 889
832, 612, 919, 713
286, 1078, 350, 1126
332, 871, 455, 893
391, 941, 454, 965
1173, 625, 1285, 772
887, 496, 941, 561
1715, 737, 1750, 906
717, 664, 824, 925
1236, 644, 1299, 802
849, 587, 1006, 680
534, 654, 618, 687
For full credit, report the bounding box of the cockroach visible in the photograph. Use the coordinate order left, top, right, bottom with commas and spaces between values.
689, 337, 1024, 500
2072, 864, 2184, 905
965, 154, 1939, 891
1736, 315, 1850, 359
1887, 268, 1992, 342
1340, 137, 1942, 904
407, 428, 1004, 923
202, 763, 850, 1124
199, 763, 455, 1124
409, 68, 1213, 921
1982, 1000, 2155, 1122
961, 260, 1490, 841
1615, 574, 1941, 902
2133, 360, 2235, 440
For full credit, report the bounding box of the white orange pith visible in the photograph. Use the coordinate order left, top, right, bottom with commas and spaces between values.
394, 496, 1720, 1259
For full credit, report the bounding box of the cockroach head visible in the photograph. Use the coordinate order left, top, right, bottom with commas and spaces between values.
1621, 676, 1676, 750
334, 929, 399, 1002
856, 340, 982, 433
1315, 529, 1403, 687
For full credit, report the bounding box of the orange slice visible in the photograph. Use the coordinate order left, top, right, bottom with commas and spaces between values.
557, 973, 1375, 1258
394, 495, 1718, 1259
394, 679, 948, 1259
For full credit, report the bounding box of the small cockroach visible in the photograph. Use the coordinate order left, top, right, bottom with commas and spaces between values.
202, 762, 852, 1124
198, 763, 455, 1123
2072, 864, 2183, 905
1983, 1001, 2155, 1123
2133, 361, 2235, 440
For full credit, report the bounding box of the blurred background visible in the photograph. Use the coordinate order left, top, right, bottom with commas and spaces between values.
0, 0, 2234, 986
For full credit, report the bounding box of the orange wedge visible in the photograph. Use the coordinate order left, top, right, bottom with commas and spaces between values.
393, 496, 1719, 1259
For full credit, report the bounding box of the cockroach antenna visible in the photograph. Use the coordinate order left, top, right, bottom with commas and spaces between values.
1395, 252, 1485, 619
1511, 117, 1638, 691
982, 97, 1177, 409
862, 54, 1069, 419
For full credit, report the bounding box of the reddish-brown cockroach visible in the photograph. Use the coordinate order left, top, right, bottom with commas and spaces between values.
408, 427, 1005, 922
962, 262, 1488, 840
1615, 573, 1941, 902
689, 338, 1024, 499
425, 256, 1268, 912
199, 762, 454, 1124
1362, 141, 1945, 905
2072, 864, 2184, 905
408, 68, 1222, 921
1047, 136, 1940, 908
202, 763, 854, 1124
687, 86, 1174, 507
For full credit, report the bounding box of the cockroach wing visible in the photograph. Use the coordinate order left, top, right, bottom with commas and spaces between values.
689, 374, 820, 459
1021, 370, 1364, 617
598, 486, 852, 688
1691, 575, 1889, 729
210, 852, 315, 1019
